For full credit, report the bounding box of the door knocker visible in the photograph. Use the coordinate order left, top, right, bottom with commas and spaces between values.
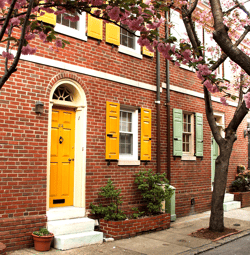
59, 136, 64, 144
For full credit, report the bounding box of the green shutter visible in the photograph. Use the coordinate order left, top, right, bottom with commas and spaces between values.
173, 108, 183, 156
195, 113, 203, 157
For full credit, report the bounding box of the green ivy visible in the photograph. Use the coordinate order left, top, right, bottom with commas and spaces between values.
135, 169, 173, 215
90, 179, 127, 221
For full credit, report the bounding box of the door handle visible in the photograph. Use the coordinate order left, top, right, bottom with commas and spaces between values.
59, 136, 64, 144
68, 158, 74, 162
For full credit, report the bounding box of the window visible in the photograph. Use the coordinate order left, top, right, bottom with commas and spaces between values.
182, 113, 194, 155
118, 27, 142, 59
119, 109, 138, 161
173, 109, 203, 160
120, 27, 135, 49
55, 12, 87, 41
106, 102, 151, 164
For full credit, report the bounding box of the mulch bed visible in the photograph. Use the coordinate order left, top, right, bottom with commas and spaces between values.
189, 227, 241, 241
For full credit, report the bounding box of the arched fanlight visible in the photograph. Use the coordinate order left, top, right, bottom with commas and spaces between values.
52, 86, 73, 102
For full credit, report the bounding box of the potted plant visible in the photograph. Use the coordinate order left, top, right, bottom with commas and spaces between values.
32, 228, 54, 252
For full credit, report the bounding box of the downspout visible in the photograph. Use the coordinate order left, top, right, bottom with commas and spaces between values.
156, 29, 161, 174
165, 11, 171, 183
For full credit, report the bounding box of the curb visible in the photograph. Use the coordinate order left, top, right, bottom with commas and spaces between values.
177, 229, 250, 255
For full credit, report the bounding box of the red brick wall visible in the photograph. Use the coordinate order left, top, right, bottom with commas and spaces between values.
0, 215, 46, 251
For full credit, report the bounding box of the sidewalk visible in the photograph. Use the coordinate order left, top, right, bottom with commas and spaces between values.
8, 207, 250, 255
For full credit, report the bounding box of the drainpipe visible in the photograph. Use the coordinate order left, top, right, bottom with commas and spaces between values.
156, 29, 161, 174
165, 11, 171, 183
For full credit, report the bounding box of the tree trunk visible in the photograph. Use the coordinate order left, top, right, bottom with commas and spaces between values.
209, 140, 234, 232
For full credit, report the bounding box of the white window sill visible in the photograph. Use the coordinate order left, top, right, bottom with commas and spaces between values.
180, 64, 195, 73
55, 24, 87, 41
118, 160, 140, 166
118, 45, 142, 59
181, 155, 196, 161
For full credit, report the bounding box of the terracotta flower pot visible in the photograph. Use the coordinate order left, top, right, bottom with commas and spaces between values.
32, 233, 54, 252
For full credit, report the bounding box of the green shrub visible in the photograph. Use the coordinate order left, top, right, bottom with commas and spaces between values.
131, 207, 145, 219
90, 179, 127, 221
33, 228, 52, 237
135, 169, 173, 215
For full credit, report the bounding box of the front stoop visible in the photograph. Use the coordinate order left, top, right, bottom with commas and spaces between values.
223, 193, 241, 212
54, 231, 103, 250
47, 208, 103, 250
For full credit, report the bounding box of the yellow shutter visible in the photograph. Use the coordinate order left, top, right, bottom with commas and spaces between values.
142, 46, 154, 57
106, 23, 120, 45
106, 102, 120, 160
88, 11, 103, 40
141, 108, 151, 161
37, 4, 56, 26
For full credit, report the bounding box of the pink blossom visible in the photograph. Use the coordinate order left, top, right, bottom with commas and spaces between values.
2, 51, 14, 60
244, 93, 250, 108
39, 31, 46, 42
0, 0, 6, 9
25, 33, 36, 41
204, 80, 213, 90
10, 17, 19, 26
55, 39, 62, 48
21, 44, 37, 55
220, 97, 228, 106
108, 6, 120, 21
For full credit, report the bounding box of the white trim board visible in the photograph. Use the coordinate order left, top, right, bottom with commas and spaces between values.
0, 47, 157, 92
162, 83, 238, 107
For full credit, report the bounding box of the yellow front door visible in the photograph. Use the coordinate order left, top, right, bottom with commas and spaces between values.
50, 108, 75, 208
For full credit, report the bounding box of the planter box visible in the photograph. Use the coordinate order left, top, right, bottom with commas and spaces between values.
0, 243, 6, 255
232, 191, 250, 208
99, 213, 170, 240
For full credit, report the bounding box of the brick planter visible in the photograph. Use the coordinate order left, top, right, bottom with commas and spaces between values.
232, 191, 250, 208
0, 243, 6, 255
99, 213, 170, 240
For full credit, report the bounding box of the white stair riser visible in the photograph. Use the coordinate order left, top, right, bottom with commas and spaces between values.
54, 231, 103, 250
47, 218, 95, 235
224, 194, 234, 203
223, 201, 241, 212
47, 207, 85, 221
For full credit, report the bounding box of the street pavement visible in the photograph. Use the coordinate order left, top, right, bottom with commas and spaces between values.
201, 235, 250, 254
7, 207, 250, 255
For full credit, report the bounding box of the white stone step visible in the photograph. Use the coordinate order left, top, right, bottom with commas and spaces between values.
47, 218, 94, 236
47, 206, 85, 221
224, 193, 234, 203
223, 201, 241, 212
54, 231, 103, 250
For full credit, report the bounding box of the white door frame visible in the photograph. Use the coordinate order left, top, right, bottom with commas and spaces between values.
46, 79, 87, 213
211, 111, 225, 190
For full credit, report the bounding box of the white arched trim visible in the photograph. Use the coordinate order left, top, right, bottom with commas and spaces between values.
47, 79, 87, 218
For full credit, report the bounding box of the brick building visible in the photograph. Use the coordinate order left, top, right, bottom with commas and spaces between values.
0, 3, 248, 251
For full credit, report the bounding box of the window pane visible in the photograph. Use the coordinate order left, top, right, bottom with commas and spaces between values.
120, 143, 125, 154
121, 122, 126, 132
121, 27, 135, 49
119, 133, 133, 155
128, 112, 132, 122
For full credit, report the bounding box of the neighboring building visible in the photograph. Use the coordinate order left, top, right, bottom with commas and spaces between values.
0, 6, 248, 251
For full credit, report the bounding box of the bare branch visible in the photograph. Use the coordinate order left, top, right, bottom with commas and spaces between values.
0, 0, 34, 89
187, 0, 199, 16
204, 86, 223, 144
234, 0, 250, 17
0, 0, 18, 42
210, 0, 250, 77
237, 75, 244, 110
